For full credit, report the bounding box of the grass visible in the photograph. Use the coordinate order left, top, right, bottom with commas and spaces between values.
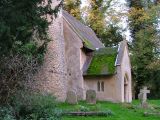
58, 100, 160, 120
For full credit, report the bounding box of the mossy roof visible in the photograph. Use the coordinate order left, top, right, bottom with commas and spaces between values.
85, 47, 118, 76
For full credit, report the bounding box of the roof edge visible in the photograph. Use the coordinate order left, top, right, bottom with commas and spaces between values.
62, 10, 104, 50
63, 15, 96, 50
115, 40, 128, 66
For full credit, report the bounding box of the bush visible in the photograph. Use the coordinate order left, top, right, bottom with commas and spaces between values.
0, 54, 41, 104
13, 92, 62, 120
0, 106, 15, 120
97, 110, 114, 116
75, 105, 90, 112
90, 103, 101, 111
0, 92, 62, 120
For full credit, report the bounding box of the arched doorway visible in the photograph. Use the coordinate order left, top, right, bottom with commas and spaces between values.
124, 74, 129, 102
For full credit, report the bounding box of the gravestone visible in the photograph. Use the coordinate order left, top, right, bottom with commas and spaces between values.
86, 90, 96, 104
138, 86, 150, 108
66, 91, 78, 104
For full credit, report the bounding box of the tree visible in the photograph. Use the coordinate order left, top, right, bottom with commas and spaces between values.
0, 0, 63, 56
101, 24, 123, 47
128, 0, 160, 98
86, 0, 106, 37
85, 0, 123, 47
63, 0, 81, 20
0, 0, 63, 103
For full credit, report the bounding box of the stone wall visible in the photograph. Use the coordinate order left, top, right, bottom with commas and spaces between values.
32, 0, 67, 101
84, 42, 132, 103
84, 76, 118, 102
63, 18, 85, 100
116, 45, 132, 103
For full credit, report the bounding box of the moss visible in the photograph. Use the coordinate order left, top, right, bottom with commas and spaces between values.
83, 39, 95, 50
87, 47, 117, 75
74, 27, 95, 50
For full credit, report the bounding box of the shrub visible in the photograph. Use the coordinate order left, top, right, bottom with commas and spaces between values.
0, 106, 15, 120
75, 105, 90, 112
97, 110, 114, 116
10, 92, 62, 120
0, 54, 41, 104
90, 103, 101, 111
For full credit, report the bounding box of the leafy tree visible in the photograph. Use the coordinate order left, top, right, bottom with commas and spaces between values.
85, 0, 123, 47
101, 24, 123, 47
0, 0, 63, 103
63, 0, 81, 20
128, 0, 160, 98
0, 0, 63, 56
86, 0, 106, 37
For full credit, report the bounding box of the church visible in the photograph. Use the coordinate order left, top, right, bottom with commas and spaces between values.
33, 1, 132, 103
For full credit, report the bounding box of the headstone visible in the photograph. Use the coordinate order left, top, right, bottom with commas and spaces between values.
86, 90, 96, 104
138, 86, 150, 108
66, 91, 78, 104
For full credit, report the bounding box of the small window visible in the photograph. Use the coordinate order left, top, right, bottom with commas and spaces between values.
101, 82, 104, 91
97, 81, 100, 92
97, 81, 104, 92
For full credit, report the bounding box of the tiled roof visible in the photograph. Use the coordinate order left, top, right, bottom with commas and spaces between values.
62, 10, 104, 50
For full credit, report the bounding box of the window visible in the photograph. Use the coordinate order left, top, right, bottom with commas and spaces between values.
101, 82, 104, 91
97, 81, 101, 92
97, 81, 104, 92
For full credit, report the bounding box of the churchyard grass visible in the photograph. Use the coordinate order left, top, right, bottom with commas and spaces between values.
58, 100, 160, 120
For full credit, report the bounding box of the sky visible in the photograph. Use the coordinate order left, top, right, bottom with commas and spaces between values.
81, 0, 131, 41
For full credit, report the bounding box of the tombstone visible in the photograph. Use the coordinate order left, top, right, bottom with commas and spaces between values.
138, 86, 150, 108
66, 91, 78, 104
86, 90, 96, 104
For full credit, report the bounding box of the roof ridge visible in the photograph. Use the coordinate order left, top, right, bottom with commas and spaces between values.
115, 40, 128, 66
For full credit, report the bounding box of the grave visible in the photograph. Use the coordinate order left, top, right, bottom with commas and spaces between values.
66, 91, 78, 104
86, 90, 96, 104
138, 86, 150, 108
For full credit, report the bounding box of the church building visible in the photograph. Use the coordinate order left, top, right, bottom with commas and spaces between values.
34, 1, 132, 103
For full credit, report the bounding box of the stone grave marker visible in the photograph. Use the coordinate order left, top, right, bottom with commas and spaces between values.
66, 90, 78, 104
138, 86, 150, 108
86, 90, 96, 104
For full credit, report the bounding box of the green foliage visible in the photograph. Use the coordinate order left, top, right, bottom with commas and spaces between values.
128, 0, 160, 98
10, 92, 62, 120
75, 105, 90, 112
63, 0, 81, 20
13, 41, 45, 62
86, 0, 106, 37
61, 100, 160, 120
0, 106, 15, 120
87, 48, 117, 75
96, 110, 113, 116
0, 0, 62, 56
85, 0, 123, 47
102, 25, 123, 47
83, 39, 95, 50
0, 0, 63, 104
64, 0, 123, 47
